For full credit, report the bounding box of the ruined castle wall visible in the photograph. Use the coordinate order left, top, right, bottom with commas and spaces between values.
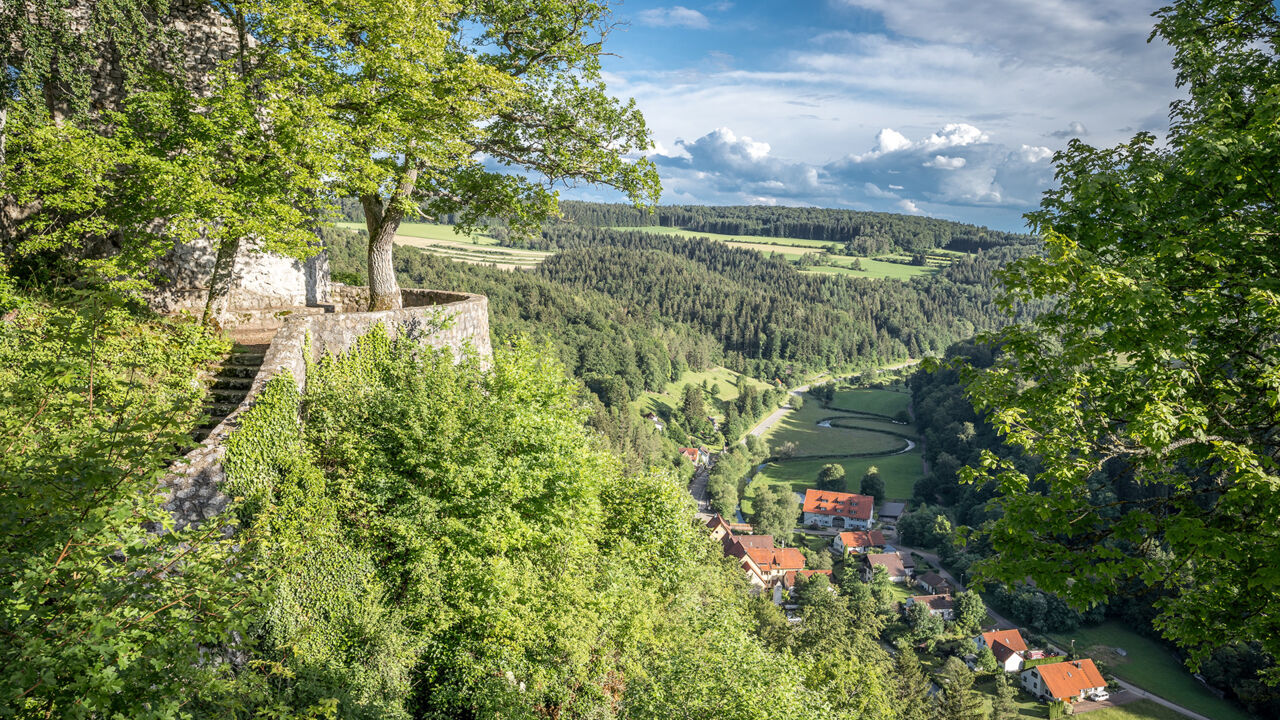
160, 287, 492, 529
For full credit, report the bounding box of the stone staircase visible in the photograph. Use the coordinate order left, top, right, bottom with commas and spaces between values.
195, 343, 268, 442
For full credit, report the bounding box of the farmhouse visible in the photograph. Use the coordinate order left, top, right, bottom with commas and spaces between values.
916, 571, 952, 595
906, 594, 955, 620
679, 447, 708, 465
861, 552, 912, 583
975, 629, 1028, 672
833, 529, 886, 555
1021, 659, 1108, 703
706, 515, 808, 591
802, 489, 875, 529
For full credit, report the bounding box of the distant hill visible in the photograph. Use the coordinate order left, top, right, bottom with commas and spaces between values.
555, 201, 1037, 255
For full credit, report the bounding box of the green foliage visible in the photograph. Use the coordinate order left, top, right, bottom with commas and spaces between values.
751, 483, 800, 540
976, 646, 999, 673
816, 463, 846, 491
936, 656, 983, 720
991, 671, 1017, 720
860, 466, 885, 504
954, 590, 986, 634
219, 329, 862, 718
0, 288, 251, 718
963, 0, 1280, 677
904, 601, 945, 644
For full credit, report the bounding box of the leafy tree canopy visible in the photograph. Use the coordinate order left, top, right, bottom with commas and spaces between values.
962, 0, 1280, 679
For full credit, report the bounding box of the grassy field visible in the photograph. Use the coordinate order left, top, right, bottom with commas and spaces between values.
631, 366, 774, 423
751, 452, 923, 503
828, 387, 912, 417
1047, 622, 1252, 720
801, 258, 940, 280
335, 221, 549, 269
1078, 700, 1199, 720
971, 675, 1050, 719
762, 402, 908, 456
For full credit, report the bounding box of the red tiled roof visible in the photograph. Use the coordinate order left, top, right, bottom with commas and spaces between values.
1034, 660, 1106, 700
782, 569, 832, 589
680, 447, 700, 462
991, 640, 1020, 664
864, 552, 908, 576
707, 515, 732, 532
745, 546, 806, 573
837, 530, 886, 549
734, 535, 774, 549
803, 489, 873, 520
981, 629, 1027, 653
909, 594, 954, 611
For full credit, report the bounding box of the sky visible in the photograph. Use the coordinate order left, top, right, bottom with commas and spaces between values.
561, 0, 1181, 232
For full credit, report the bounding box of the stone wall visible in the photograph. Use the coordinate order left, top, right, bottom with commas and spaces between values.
145, 235, 331, 329
160, 287, 492, 530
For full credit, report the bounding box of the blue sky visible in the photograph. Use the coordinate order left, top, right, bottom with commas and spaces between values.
563, 0, 1180, 232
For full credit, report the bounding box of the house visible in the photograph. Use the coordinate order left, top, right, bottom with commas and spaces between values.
861, 552, 911, 583
906, 594, 955, 620
706, 516, 806, 591
916, 571, 952, 596
680, 447, 709, 465
975, 629, 1028, 672
1020, 659, 1108, 703
802, 489, 875, 529
643, 412, 666, 431
833, 529, 887, 555
879, 501, 907, 525
780, 569, 833, 593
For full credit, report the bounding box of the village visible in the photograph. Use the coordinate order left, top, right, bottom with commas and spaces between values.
701, 485, 1128, 718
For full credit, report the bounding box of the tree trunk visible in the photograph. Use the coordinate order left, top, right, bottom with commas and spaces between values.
361, 194, 403, 311
203, 234, 241, 325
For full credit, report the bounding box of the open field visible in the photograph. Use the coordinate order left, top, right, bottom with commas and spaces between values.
631, 366, 774, 423
828, 387, 912, 417
801, 258, 941, 280
971, 675, 1051, 719
1077, 700, 1196, 720
335, 221, 549, 269
1047, 622, 1252, 720
762, 402, 908, 456
751, 452, 924, 502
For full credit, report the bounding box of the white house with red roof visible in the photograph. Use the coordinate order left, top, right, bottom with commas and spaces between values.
802, 489, 875, 529
975, 629, 1029, 672
833, 529, 886, 555
905, 594, 954, 620
706, 515, 807, 592
1021, 659, 1108, 703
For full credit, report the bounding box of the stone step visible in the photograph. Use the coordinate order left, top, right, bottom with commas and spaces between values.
202, 401, 242, 420
225, 352, 266, 367
214, 365, 259, 379
210, 376, 253, 390
208, 387, 249, 403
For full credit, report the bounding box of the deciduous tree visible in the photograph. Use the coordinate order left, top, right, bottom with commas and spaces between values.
962, 0, 1280, 677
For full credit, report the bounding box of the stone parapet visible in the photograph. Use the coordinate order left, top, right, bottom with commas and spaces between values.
159, 286, 492, 530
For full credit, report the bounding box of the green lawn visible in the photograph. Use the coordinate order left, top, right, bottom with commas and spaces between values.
751, 452, 924, 502
1080, 700, 1199, 720
801, 257, 940, 280
762, 401, 908, 456
1047, 622, 1252, 720
827, 388, 912, 418
631, 366, 774, 423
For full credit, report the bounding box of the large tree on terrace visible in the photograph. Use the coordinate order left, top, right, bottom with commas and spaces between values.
963, 0, 1280, 681
256, 0, 660, 310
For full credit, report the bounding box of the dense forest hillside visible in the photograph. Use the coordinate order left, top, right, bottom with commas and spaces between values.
553, 202, 1037, 254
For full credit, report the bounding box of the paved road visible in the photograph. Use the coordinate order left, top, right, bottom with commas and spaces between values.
687, 459, 712, 513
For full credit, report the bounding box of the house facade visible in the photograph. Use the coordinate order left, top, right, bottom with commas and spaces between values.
802, 489, 875, 529
975, 629, 1028, 672
1020, 660, 1108, 703
906, 594, 954, 620
861, 552, 911, 583
833, 529, 886, 555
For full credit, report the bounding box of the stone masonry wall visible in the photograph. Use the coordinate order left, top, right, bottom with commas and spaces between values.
160, 287, 492, 530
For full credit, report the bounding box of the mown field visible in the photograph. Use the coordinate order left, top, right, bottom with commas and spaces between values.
828, 387, 912, 417
1078, 701, 1197, 720
335, 221, 549, 269
612, 225, 952, 280
1047, 622, 1252, 720
762, 401, 909, 456
748, 451, 924, 508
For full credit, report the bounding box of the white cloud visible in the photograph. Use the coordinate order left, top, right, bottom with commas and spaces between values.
923, 155, 967, 170
635, 6, 710, 29
1020, 144, 1054, 163
1049, 120, 1089, 138
898, 199, 923, 214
